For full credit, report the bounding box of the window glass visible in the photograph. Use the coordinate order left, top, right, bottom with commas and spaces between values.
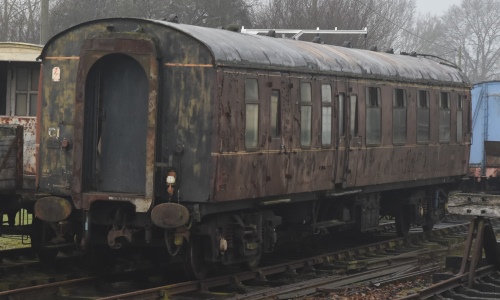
29, 94, 37, 116
12, 67, 38, 117
366, 87, 380, 145
321, 84, 332, 145
439, 92, 450, 142
301, 82, 312, 146
15, 94, 27, 116
301, 82, 312, 102
338, 93, 345, 137
16, 68, 28, 91
301, 106, 312, 146
350, 95, 358, 137
270, 90, 280, 138
245, 104, 258, 148
457, 95, 463, 143
245, 79, 259, 148
321, 84, 331, 103
457, 111, 463, 143
31, 69, 40, 91
466, 99, 471, 134
393, 89, 407, 144
417, 90, 430, 142
245, 79, 258, 101
322, 107, 332, 145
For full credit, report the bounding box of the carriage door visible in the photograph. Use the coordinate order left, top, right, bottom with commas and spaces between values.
265, 74, 288, 196
83, 54, 148, 194
345, 93, 360, 187
336, 81, 349, 187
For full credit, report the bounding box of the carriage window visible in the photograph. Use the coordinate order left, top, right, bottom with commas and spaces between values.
350, 95, 358, 137
270, 90, 280, 138
439, 92, 450, 142
457, 94, 463, 143
300, 82, 312, 147
338, 93, 345, 137
417, 90, 430, 142
393, 88, 407, 144
366, 87, 381, 145
13, 67, 39, 117
321, 84, 332, 146
245, 79, 259, 148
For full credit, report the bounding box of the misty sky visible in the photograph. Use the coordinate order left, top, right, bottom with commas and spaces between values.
416, 0, 459, 15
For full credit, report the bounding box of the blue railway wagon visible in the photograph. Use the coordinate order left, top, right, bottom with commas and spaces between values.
469, 81, 500, 189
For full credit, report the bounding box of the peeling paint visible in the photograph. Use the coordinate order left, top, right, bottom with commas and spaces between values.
0, 117, 36, 175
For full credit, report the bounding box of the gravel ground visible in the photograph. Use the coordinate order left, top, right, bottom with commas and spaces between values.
306, 276, 433, 299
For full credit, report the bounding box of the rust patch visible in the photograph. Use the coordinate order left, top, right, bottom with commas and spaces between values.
0, 117, 36, 175
151, 203, 189, 228
34, 196, 72, 222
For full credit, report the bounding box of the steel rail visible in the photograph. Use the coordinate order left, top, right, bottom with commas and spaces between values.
397, 265, 496, 299
98, 224, 469, 300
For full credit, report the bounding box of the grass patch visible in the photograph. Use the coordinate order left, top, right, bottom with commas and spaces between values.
0, 209, 32, 249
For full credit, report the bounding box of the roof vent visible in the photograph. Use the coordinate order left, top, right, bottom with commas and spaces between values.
165, 14, 179, 23
369, 46, 378, 52
266, 30, 277, 37
342, 41, 352, 48
385, 48, 394, 54
311, 34, 322, 44
225, 24, 240, 32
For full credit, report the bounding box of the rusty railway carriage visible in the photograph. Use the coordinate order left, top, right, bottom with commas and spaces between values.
34, 18, 471, 278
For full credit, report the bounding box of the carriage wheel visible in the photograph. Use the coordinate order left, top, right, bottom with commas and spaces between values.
395, 208, 411, 237
241, 247, 262, 271
183, 236, 210, 280
30, 217, 59, 261
422, 222, 434, 232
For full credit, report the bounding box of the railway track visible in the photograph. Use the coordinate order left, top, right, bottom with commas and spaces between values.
0, 220, 470, 300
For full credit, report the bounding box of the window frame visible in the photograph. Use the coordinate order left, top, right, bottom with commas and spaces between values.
321, 84, 332, 147
438, 91, 451, 143
338, 93, 346, 138
6, 65, 39, 117
244, 78, 259, 150
300, 82, 312, 148
456, 94, 463, 143
366, 86, 381, 146
350, 94, 358, 138
417, 90, 430, 143
270, 89, 281, 139
392, 88, 407, 145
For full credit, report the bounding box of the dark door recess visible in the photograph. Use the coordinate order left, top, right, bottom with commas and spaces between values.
84, 54, 148, 194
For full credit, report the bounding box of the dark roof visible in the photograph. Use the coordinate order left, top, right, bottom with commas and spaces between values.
41, 18, 470, 86
157, 20, 469, 86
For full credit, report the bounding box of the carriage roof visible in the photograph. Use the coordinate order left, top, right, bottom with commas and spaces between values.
41, 18, 470, 86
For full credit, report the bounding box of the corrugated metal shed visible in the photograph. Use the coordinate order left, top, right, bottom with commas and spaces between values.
0, 42, 42, 62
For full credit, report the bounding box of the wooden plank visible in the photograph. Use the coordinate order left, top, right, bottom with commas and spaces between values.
448, 192, 500, 218
0, 125, 23, 189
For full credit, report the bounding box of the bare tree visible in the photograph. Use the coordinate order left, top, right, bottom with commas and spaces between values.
396, 13, 447, 55
0, 0, 41, 43
49, 0, 256, 37
253, 0, 416, 49
441, 0, 500, 82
